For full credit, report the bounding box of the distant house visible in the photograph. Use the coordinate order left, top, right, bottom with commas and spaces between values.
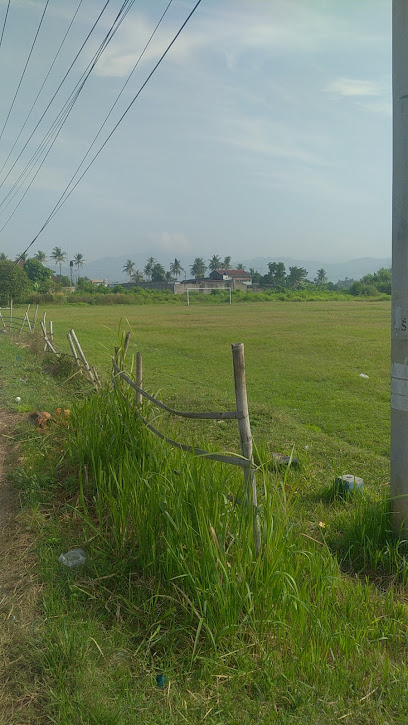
209, 269, 252, 286
90, 278, 108, 287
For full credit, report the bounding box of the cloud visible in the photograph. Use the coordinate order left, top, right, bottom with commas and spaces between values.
94, 1, 370, 79
217, 117, 325, 166
325, 78, 385, 97
147, 231, 191, 252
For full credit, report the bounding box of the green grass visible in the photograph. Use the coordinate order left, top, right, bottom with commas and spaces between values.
3, 301, 408, 724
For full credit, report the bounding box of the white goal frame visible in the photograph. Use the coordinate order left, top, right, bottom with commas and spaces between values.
186, 287, 232, 306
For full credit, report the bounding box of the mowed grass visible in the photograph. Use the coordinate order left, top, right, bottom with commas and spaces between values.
44, 300, 390, 481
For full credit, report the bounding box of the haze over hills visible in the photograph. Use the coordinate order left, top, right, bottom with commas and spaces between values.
76, 254, 391, 285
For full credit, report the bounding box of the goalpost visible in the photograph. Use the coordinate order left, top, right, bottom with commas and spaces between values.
186, 287, 232, 306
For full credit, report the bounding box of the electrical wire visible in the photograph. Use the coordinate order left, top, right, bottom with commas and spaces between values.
0, 0, 11, 50
4, 0, 175, 226
0, 0, 84, 181
12, 0, 203, 266
0, 0, 112, 192
0, 0, 50, 145
0, 0, 136, 229
0, 0, 133, 215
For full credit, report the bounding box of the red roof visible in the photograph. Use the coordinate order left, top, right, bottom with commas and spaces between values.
215, 269, 252, 278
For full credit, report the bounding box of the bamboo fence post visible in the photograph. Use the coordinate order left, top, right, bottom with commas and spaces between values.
26, 304, 32, 332
232, 342, 261, 556
0, 310, 5, 330
42, 311, 46, 349
92, 366, 100, 388
136, 351, 143, 407
40, 321, 58, 354
9, 297, 12, 332
70, 329, 96, 386
19, 304, 31, 334
67, 332, 81, 369
32, 304, 38, 331
49, 320, 53, 343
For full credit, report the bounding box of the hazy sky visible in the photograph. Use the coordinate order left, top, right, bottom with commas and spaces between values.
0, 0, 392, 265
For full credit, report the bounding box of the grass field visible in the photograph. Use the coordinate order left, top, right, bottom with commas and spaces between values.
4, 299, 407, 725
41, 300, 391, 483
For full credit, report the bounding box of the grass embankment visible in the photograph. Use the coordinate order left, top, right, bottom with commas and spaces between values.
2, 302, 408, 723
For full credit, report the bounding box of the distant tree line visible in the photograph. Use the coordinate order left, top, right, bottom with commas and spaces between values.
0, 246, 393, 304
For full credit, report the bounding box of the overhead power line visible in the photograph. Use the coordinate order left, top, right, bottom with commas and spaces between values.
13, 0, 203, 265
0, 0, 84, 181
0, 0, 50, 145
46, 0, 175, 211
0, 0, 112, 192
0, 0, 11, 51
0, 0, 136, 230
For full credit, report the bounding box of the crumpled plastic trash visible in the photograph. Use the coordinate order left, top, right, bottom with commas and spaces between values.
58, 548, 87, 568
359, 374, 369, 379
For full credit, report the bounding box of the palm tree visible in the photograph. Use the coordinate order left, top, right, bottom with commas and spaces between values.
15, 251, 28, 262
190, 257, 207, 278
123, 259, 135, 282
50, 246, 66, 276
208, 255, 221, 272
131, 269, 143, 283
223, 255, 232, 269
144, 257, 156, 280
314, 268, 328, 285
236, 263, 246, 271
34, 250, 46, 263
73, 253, 85, 283
0, 253, 8, 260
169, 258, 183, 279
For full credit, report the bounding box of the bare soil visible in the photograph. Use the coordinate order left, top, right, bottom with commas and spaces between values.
0, 412, 43, 724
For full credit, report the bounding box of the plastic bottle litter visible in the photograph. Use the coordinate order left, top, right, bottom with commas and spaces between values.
156, 673, 167, 689
15, 397, 21, 403
58, 548, 87, 568
359, 373, 369, 379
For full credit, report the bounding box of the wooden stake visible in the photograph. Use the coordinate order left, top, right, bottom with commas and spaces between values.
70, 329, 96, 385
49, 320, 53, 342
40, 321, 58, 354
9, 297, 12, 332
67, 332, 81, 369
136, 351, 143, 407
232, 342, 261, 556
32, 304, 38, 331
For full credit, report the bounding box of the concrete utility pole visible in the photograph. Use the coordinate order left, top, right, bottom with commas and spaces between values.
391, 1, 408, 530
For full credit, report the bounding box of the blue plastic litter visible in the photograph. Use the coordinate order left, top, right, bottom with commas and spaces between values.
156, 673, 167, 689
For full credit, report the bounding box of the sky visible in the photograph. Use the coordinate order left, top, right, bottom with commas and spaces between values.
0, 0, 392, 271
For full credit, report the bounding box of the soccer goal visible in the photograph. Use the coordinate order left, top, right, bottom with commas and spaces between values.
186, 287, 232, 306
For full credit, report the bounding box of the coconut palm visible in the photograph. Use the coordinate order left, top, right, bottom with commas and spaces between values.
314, 268, 328, 285
144, 257, 156, 280
73, 253, 85, 283
190, 257, 207, 278
131, 269, 143, 283
169, 258, 183, 279
34, 250, 46, 263
236, 263, 246, 271
223, 255, 232, 269
15, 251, 28, 262
50, 246, 66, 276
123, 259, 135, 282
208, 255, 221, 272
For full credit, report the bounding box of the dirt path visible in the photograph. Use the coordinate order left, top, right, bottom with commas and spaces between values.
0, 412, 42, 724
